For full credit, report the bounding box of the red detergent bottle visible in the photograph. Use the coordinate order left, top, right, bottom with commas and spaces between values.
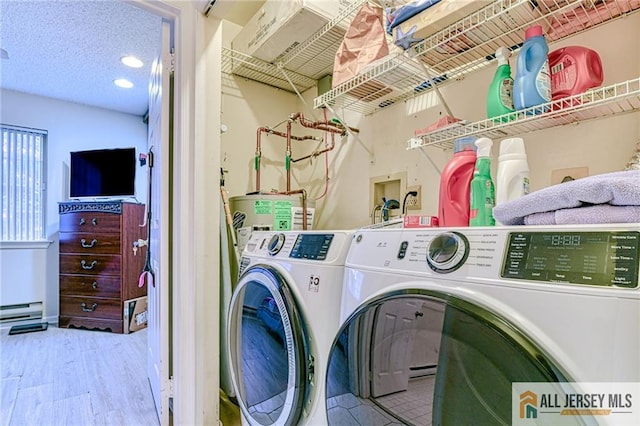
549, 46, 603, 100
438, 137, 477, 227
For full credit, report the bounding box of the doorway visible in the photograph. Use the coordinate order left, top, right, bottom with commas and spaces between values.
1, 0, 222, 422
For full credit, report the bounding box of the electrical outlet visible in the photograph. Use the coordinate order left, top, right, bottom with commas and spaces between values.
405, 185, 421, 210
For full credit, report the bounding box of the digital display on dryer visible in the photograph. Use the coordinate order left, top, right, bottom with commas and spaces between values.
290, 234, 334, 260
501, 231, 639, 288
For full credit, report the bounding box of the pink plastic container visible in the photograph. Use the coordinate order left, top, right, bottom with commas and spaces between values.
549, 46, 603, 100
438, 137, 477, 227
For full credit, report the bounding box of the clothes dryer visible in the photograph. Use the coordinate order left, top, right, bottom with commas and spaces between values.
325, 225, 640, 426
228, 230, 353, 425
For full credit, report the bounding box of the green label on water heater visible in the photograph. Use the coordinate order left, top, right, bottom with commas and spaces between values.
254, 200, 272, 215
274, 201, 293, 231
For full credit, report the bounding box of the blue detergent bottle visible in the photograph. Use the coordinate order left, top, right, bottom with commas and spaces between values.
513, 25, 551, 112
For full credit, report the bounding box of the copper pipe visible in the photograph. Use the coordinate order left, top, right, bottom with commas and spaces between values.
289, 112, 301, 123
255, 112, 357, 193
282, 189, 309, 230
294, 112, 343, 134
290, 111, 349, 163
261, 127, 314, 141
293, 112, 360, 134
255, 127, 265, 192
290, 145, 332, 163
291, 134, 335, 163
256, 126, 318, 192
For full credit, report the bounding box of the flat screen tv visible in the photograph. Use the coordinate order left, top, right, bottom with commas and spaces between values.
70, 148, 136, 198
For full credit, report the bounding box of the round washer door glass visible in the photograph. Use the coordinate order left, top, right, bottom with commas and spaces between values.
326, 292, 587, 426
228, 265, 308, 425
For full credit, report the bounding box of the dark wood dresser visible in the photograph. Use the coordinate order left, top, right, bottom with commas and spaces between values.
58, 201, 147, 333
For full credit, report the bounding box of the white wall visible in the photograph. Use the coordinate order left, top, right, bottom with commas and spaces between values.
221, 75, 302, 196
0, 249, 48, 308
0, 89, 148, 321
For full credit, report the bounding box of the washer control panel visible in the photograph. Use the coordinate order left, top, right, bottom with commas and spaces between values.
348, 226, 640, 289
242, 231, 352, 269
426, 231, 470, 273
290, 234, 334, 260
502, 231, 639, 288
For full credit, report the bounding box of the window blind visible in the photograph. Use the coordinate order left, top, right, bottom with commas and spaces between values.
1, 125, 46, 241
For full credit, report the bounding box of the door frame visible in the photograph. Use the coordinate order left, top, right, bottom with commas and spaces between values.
128, 1, 222, 424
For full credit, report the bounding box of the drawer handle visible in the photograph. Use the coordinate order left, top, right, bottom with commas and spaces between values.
81, 260, 98, 270
83, 281, 98, 289
81, 238, 98, 248
79, 218, 98, 226
81, 302, 98, 312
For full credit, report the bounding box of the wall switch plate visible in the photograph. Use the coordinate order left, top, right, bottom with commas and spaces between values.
406, 185, 421, 210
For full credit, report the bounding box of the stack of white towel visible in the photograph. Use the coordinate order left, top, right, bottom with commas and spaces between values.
493, 170, 640, 225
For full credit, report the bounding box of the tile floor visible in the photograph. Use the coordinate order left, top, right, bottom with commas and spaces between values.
326, 375, 435, 425
374, 375, 436, 425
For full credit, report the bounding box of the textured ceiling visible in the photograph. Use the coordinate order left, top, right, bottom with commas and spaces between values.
0, 1, 162, 116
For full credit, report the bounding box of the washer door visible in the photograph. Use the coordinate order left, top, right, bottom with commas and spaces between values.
228, 265, 309, 426
326, 291, 588, 426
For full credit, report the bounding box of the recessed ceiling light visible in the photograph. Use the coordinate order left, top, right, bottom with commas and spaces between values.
121, 55, 143, 68
114, 79, 134, 89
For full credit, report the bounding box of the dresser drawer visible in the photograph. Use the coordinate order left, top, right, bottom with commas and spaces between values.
59, 275, 121, 298
59, 316, 123, 334
59, 232, 121, 254
60, 254, 121, 276
60, 296, 121, 320
59, 212, 121, 233
59, 202, 145, 334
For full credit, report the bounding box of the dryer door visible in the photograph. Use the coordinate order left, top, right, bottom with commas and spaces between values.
228, 265, 309, 425
326, 291, 590, 426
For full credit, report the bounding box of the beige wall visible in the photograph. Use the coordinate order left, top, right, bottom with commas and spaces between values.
221, 21, 325, 200
222, 12, 640, 230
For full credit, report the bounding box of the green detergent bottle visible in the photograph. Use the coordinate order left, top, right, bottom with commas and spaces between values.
487, 47, 516, 122
469, 138, 496, 226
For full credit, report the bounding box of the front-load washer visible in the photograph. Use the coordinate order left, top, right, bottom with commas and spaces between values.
228, 230, 353, 425
325, 225, 640, 426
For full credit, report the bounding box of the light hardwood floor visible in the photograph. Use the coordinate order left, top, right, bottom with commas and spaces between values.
0, 324, 159, 426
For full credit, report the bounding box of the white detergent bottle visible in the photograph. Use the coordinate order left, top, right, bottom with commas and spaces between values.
496, 137, 530, 209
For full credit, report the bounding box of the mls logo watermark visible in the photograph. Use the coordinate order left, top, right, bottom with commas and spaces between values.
520, 390, 538, 419
513, 383, 640, 425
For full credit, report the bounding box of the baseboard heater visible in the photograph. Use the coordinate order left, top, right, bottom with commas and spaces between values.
0, 302, 43, 323
409, 364, 438, 378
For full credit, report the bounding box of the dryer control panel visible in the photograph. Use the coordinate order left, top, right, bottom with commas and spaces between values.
243, 230, 350, 264
502, 231, 639, 288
